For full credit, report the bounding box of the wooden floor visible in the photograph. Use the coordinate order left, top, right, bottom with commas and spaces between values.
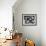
0, 39, 16, 46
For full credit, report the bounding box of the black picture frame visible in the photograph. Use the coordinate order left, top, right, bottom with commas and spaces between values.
22, 14, 37, 26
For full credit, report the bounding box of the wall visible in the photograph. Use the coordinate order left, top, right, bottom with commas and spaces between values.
0, 0, 16, 30
13, 0, 41, 46
41, 0, 46, 46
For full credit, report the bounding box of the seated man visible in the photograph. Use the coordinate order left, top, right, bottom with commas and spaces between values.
15, 33, 23, 46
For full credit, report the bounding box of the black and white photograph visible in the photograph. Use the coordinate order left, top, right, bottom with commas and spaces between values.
22, 14, 37, 26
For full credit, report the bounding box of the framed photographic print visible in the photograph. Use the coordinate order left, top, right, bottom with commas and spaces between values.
22, 14, 37, 26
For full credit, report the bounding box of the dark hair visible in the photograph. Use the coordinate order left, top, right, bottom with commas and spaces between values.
34, 43, 35, 46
